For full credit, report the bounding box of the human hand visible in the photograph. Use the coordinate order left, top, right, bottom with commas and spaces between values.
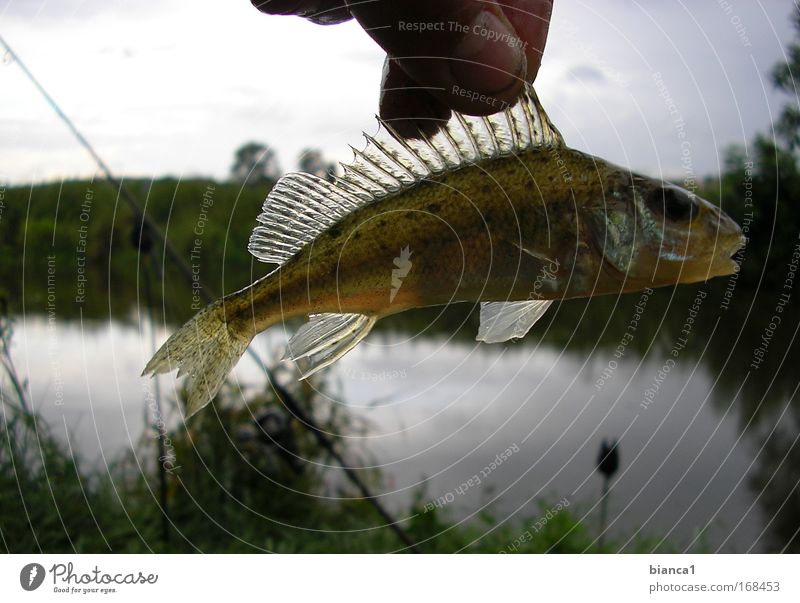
252, 0, 553, 137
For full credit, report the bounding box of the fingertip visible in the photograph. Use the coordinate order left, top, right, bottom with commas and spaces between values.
501, 0, 553, 84
251, 0, 352, 24
448, 10, 527, 101
379, 59, 451, 139
352, 2, 527, 116
389, 8, 527, 116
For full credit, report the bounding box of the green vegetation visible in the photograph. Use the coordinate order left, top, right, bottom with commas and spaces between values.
1, 312, 667, 554
1, 121, 797, 323
0, 177, 272, 322
2, 7, 799, 555
2, 65, 798, 551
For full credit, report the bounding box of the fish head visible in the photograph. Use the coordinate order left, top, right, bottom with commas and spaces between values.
587, 175, 745, 291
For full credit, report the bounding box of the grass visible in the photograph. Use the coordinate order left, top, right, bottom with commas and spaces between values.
0, 316, 687, 555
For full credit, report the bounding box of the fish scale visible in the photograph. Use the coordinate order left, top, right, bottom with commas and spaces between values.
143, 85, 744, 417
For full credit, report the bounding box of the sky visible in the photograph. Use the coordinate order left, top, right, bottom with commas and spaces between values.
1, 0, 797, 185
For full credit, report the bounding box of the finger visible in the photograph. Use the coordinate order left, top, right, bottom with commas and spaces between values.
350, 0, 528, 115
378, 57, 452, 139
250, 0, 351, 24
499, 0, 553, 83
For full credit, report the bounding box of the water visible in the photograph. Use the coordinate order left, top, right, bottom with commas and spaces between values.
10, 285, 798, 552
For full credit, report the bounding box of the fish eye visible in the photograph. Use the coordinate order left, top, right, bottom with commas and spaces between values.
646, 186, 697, 223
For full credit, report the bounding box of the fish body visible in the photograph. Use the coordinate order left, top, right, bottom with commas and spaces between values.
144, 86, 744, 416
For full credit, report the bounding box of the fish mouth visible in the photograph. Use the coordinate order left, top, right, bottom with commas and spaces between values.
709, 233, 746, 277
698, 202, 745, 278
591, 209, 746, 288
609, 231, 746, 288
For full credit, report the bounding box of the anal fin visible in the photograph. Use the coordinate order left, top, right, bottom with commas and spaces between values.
284, 313, 377, 379
476, 300, 553, 344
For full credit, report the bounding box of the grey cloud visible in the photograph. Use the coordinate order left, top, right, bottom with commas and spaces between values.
565, 64, 608, 85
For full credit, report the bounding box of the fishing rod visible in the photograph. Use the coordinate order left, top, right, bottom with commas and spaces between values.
0, 33, 421, 553
0, 33, 208, 302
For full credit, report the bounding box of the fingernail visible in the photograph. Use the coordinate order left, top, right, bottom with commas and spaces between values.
450, 11, 525, 97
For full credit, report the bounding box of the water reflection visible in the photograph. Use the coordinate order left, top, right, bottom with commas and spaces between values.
10, 280, 799, 552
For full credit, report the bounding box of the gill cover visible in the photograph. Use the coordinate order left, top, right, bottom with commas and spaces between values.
587, 174, 742, 285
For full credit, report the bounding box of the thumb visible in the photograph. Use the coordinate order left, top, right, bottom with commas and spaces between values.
350, 0, 529, 115
250, 0, 352, 25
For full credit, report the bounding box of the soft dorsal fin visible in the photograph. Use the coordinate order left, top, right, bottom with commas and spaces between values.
248, 85, 564, 265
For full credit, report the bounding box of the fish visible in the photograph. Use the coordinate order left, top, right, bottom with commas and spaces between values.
142, 85, 745, 417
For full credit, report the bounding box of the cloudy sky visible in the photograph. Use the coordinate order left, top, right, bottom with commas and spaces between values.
1, 0, 797, 184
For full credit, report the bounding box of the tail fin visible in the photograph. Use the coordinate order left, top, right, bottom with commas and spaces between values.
142, 300, 253, 417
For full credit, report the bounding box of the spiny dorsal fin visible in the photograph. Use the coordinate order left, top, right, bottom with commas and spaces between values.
248, 84, 563, 266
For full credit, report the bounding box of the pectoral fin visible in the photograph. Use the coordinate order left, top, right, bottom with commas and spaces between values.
476, 300, 553, 344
